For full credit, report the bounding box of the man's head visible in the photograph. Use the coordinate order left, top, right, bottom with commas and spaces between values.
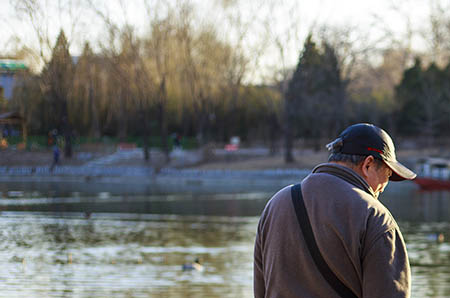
327, 123, 416, 197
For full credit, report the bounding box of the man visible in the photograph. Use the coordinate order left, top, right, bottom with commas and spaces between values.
254, 123, 416, 298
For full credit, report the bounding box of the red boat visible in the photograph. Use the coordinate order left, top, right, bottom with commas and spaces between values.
413, 177, 450, 191
413, 158, 450, 191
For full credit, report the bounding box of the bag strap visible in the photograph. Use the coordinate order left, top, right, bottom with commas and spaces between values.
291, 183, 358, 298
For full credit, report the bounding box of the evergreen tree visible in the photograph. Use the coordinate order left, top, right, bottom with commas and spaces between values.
284, 35, 347, 162
421, 63, 445, 141
321, 43, 347, 137
395, 58, 423, 135
41, 30, 74, 157
284, 34, 321, 162
441, 63, 450, 133
395, 58, 449, 142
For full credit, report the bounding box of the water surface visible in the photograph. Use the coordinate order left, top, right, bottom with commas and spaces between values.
0, 182, 448, 297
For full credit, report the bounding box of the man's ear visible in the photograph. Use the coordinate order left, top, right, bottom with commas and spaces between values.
361, 155, 375, 178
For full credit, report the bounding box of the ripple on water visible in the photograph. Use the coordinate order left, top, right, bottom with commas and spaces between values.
0, 207, 447, 297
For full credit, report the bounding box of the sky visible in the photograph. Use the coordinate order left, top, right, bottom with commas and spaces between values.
0, 0, 433, 75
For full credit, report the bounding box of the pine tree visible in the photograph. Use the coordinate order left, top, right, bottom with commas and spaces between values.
321, 43, 347, 137
395, 58, 423, 136
284, 34, 321, 162
41, 30, 74, 158
395, 58, 450, 142
284, 35, 346, 162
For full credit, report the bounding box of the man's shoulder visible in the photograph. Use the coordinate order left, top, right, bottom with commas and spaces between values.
303, 171, 370, 202
265, 185, 293, 208
259, 185, 293, 220
303, 172, 397, 230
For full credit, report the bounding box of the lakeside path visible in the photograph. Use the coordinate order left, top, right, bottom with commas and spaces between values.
0, 147, 421, 192
0, 148, 323, 194
0, 147, 325, 178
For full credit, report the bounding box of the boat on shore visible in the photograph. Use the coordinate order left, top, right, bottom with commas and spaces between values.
414, 157, 450, 191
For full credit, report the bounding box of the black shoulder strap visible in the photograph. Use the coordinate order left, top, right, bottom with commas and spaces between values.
291, 184, 358, 298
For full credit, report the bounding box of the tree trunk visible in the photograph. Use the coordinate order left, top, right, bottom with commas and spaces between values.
117, 90, 128, 141
284, 96, 295, 163
269, 114, 278, 156
158, 77, 170, 163
141, 108, 150, 162
89, 83, 101, 138
181, 106, 190, 141
159, 103, 169, 163
61, 100, 72, 158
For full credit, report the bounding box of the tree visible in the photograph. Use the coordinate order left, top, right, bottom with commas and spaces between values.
41, 30, 74, 157
395, 58, 450, 143
72, 42, 101, 138
11, 0, 88, 69
424, 0, 450, 67
284, 35, 321, 162
319, 43, 347, 138
284, 35, 347, 162
9, 72, 44, 136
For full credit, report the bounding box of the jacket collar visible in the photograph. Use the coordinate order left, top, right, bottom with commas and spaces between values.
312, 163, 375, 197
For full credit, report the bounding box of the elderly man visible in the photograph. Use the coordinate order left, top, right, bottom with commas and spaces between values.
254, 123, 416, 298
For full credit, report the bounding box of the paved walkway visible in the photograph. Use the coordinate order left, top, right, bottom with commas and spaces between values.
84, 148, 202, 168
84, 148, 144, 167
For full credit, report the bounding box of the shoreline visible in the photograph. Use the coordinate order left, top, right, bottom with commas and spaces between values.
0, 165, 310, 194
0, 165, 418, 196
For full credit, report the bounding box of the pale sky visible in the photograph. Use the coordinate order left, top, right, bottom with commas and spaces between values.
0, 0, 434, 75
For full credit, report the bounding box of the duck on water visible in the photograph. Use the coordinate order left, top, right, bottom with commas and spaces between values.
182, 258, 204, 272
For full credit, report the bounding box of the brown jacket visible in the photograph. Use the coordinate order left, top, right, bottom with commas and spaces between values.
254, 163, 410, 298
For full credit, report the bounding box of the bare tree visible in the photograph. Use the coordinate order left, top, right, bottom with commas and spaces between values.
423, 0, 450, 66
259, 0, 305, 163
11, 0, 87, 67
72, 42, 101, 138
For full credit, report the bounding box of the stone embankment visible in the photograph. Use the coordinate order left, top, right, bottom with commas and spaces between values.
0, 147, 419, 195
0, 147, 311, 187
0, 165, 310, 181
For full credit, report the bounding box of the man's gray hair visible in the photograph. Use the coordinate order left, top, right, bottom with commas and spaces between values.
328, 152, 367, 165
328, 152, 385, 168
326, 137, 385, 167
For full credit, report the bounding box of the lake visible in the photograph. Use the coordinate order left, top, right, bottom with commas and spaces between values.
0, 180, 448, 297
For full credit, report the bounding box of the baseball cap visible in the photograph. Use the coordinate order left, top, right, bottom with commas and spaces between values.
327, 123, 416, 181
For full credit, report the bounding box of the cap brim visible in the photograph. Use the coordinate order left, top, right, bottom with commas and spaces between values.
384, 159, 417, 181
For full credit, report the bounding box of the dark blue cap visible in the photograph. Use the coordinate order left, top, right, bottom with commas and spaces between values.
329, 123, 416, 181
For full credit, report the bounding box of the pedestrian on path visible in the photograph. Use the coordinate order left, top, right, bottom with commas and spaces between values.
254, 123, 416, 298
50, 144, 60, 171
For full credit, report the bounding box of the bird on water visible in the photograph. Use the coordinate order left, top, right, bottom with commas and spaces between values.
182, 258, 204, 272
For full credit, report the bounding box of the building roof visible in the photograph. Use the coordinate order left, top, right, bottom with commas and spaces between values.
0, 111, 23, 125
0, 59, 27, 72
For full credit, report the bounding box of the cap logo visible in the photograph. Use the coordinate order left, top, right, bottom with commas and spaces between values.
367, 147, 383, 154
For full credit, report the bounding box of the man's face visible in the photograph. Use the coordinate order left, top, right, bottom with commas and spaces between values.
366, 161, 392, 198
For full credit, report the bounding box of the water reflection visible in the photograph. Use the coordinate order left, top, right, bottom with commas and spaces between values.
0, 184, 448, 297
381, 189, 450, 223
1, 187, 449, 222
402, 221, 450, 298
0, 209, 448, 298
0, 191, 272, 217
0, 213, 256, 297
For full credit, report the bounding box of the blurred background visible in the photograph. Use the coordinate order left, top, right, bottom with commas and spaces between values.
0, 0, 449, 297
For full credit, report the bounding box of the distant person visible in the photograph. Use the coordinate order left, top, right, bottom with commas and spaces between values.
50, 145, 60, 171
254, 123, 416, 298
172, 133, 182, 150
48, 129, 57, 147
0, 138, 8, 149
